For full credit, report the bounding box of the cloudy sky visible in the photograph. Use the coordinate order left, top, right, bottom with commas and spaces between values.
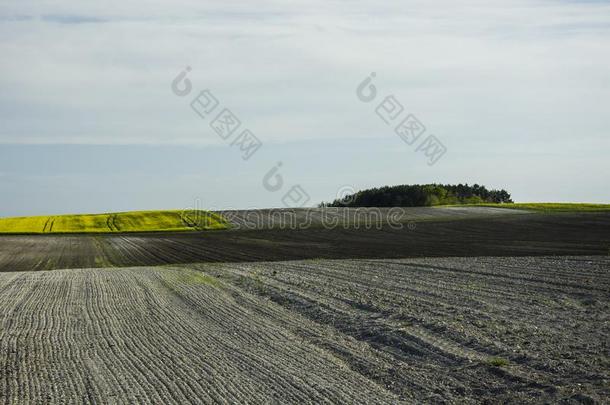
1, 0, 609, 216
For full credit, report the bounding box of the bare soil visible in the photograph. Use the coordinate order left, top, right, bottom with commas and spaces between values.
0, 256, 608, 403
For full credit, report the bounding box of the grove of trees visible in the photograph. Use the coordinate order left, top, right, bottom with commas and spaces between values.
320, 184, 513, 207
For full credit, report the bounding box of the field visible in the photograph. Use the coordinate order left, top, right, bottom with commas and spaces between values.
0, 207, 609, 403
0, 210, 229, 234
456, 202, 610, 212
0, 210, 608, 272
0, 256, 608, 403
216, 205, 530, 229
1, 204, 605, 236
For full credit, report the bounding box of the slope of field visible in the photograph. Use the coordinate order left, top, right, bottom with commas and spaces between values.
0, 256, 608, 403
216, 206, 530, 230
0, 210, 229, 234
457, 202, 610, 212
0, 211, 608, 272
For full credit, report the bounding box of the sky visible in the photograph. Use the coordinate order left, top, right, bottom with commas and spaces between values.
1, 0, 609, 216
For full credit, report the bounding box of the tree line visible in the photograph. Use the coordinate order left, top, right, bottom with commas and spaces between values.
319, 184, 513, 207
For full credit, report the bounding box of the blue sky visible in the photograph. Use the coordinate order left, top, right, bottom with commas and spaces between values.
1, 0, 609, 216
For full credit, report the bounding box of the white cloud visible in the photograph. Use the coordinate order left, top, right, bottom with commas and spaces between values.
0, 0, 609, 148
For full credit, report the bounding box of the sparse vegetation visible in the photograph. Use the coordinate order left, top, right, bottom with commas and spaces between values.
172, 268, 222, 287
487, 357, 510, 367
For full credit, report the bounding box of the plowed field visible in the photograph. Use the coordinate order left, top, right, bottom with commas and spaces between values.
0, 256, 608, 403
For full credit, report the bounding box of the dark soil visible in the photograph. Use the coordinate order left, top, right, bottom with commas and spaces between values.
0, 212, 608, 272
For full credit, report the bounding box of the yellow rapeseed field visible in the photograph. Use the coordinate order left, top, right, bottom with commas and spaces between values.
0, 210, 230, 234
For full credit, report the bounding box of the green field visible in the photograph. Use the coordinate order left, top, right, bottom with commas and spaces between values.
0, 210, 230, 234
454, 203, 610, 212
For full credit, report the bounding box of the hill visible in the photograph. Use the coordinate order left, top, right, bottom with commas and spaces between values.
459, 203, 610, 212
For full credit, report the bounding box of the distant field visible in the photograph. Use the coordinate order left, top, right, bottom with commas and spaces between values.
454, 203, 610, 212
1, 211, 608, 272
217, 206, 530, 230
0, 204, 607, 234
0, 210, 230, 234
0, 206, 527, 234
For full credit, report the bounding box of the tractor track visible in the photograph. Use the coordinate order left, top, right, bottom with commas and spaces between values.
105, 214, 119, 232
42, 217, 55, 233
